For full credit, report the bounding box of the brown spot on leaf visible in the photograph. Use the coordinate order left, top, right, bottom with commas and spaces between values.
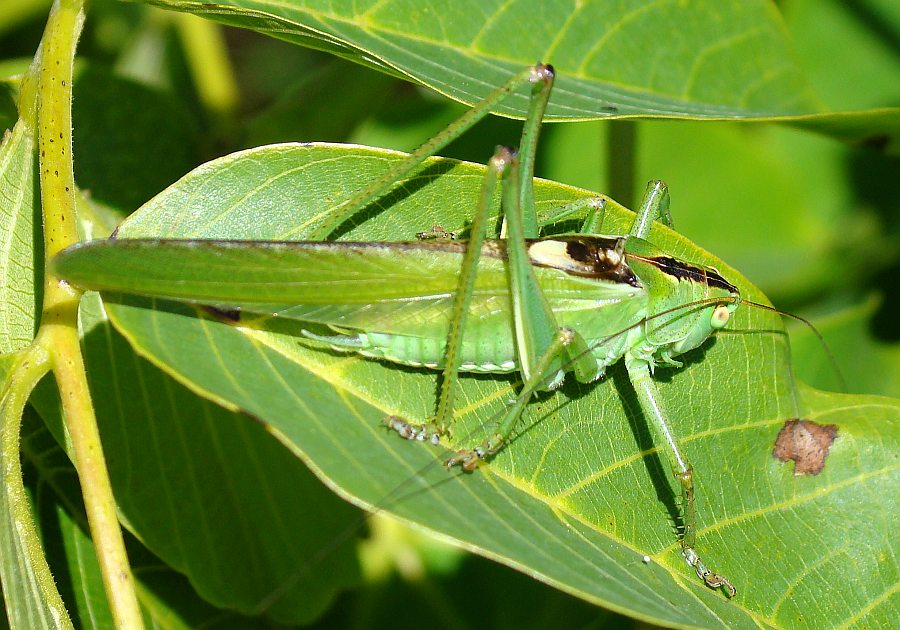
773, 419, 838, 475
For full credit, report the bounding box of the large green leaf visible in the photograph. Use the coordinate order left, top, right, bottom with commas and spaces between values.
131, 0, 900, 148
21, 407, 260, 630
25, 291, 364, 625
52, 144, 900, 628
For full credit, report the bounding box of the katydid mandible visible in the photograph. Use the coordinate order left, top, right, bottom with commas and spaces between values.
53, 64, 743, 597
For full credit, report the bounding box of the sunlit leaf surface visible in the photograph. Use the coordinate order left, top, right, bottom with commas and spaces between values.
130, 0, 900, 149
53, 144, 900, 628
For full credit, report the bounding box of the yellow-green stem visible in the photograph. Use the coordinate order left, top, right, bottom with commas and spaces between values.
37, 0, 144, 627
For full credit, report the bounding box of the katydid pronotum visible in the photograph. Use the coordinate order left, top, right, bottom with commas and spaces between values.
51, 64, 780, 598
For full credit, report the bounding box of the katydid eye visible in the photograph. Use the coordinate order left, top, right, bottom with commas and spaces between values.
711, 304, 731, 329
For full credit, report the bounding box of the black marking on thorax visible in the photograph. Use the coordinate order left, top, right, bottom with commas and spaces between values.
638, 256, 738, 293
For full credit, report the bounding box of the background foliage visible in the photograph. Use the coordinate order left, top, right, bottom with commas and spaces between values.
0, 0, 898, 628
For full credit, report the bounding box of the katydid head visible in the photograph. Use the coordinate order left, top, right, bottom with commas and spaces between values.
623, 244, 742, 359
667, 294, 740, 356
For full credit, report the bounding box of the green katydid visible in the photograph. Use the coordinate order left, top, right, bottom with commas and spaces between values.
51, 64, 768, 598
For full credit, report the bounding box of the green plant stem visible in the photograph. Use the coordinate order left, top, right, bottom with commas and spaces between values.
36, 1, 144, 627
0, 347, 72, 627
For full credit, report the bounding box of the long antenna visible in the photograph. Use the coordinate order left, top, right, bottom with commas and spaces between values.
740, 299, 848, 393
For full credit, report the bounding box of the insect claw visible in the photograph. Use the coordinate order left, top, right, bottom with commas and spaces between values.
530, 63, 555, 84
384, 415, 442, 444
416, 224, 458, 241
682, 548, 736, 598
703, 572, 736, 598
446, 441, 496, 471
445, 450, 475, 470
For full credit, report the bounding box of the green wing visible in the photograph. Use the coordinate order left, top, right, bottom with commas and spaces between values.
53, 239, 640, 339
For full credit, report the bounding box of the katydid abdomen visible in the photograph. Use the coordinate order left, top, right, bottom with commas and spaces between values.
297, 236, 649, 374
290, 235, 738, 379
301, 291, 641, 375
